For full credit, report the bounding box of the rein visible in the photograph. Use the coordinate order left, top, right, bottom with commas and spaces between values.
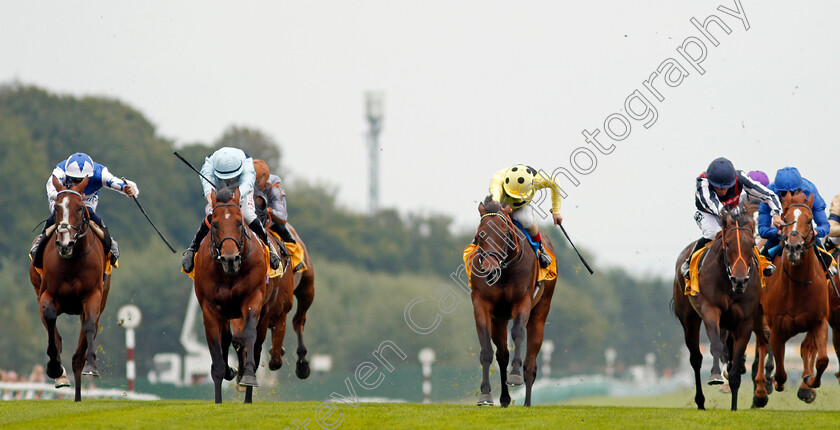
209, 203, 248, 261
475, 212, 522, 271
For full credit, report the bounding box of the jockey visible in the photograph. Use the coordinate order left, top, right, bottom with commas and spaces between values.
253, 159, 296, 247
181, 147, 280, 273
488, 164, 562, 269
742, 170, 770, 204
681, 157, 782, 279
824, 192, 840, 253
757, 167, 836, 275
29, 152, 138, 265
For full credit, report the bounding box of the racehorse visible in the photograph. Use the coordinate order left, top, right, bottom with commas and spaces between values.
672, 209, 767, 410
192, 186, 270, 403
469, 196, 556, 407
760, 192, 830, 404
28, 176, 111, 402
253, 190, 315, 379
830, 251, 840, 384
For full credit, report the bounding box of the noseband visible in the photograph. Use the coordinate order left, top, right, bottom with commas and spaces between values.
209, 203, 248, 262
55, 190, 91, 243
721, 220, 754, 285
474, 212, 521, 271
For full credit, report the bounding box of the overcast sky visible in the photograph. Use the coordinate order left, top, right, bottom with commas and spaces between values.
3, 1, 838, 278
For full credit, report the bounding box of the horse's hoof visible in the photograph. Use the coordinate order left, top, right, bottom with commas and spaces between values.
500, 397, 511, 408
477, 393, 494, 406
295, 360, 311, 379
797, 387, 816, 404
239, 374, 258, 387
54, 375, 71, 389
269, 357, 283, 371
225, 367, 236, 381
751, 395, 768, 408
835, 371, 840, 384
708, 373, 726, 385
82, 364, 99, 377
506, 374, 524, 387
46, 362, 64, 380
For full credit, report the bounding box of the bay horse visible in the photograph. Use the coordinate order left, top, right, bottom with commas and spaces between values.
253, 189, 315, 379
759, 192, 830, 404
469, 196, 556, 407
672, 209, 768, 410
28, 176, 111, 402
830, 250, 840, 384
193, 186, 270, 403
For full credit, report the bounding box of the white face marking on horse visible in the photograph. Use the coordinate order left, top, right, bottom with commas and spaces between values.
57, 198, 70, 226
225, 213, 230, 220
793, 208, 802, 226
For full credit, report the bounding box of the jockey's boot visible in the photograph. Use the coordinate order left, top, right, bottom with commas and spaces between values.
182, 217, 210, 273
824, 237, 838, 252
681, 237, 712, 279
271, 222, 297, 245
97, 225, 117, 266
537, 243, 552, 269
759, 245, 776, 277
249, 220, 281, 270
815, 245, 837, 277
30, 233, 47, 260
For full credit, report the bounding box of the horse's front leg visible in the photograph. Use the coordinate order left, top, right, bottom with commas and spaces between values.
38, 293, 67, 386
235, 294, 263, 388
472, 298, 495, 406
490, 317, 510, 407
507, 301, 531, 388
523, 288, 552, 407
80, 290, 102, 378
727, 322, 753, 411
798, 319, 829, 403
201, 304, 228, 404
769, 326, 788, 392
701, 307, 726, 385
751, 319, 769, 408
292, 274, 315, 379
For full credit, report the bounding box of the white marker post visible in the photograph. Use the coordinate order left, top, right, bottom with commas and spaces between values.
418, 348, 435, 404
541, 340, 555, 379
118, 305, 142, 392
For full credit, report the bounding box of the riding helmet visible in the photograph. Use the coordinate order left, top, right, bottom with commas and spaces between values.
706, 157, 737, 189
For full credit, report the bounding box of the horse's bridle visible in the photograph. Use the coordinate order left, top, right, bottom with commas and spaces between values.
779, 203, 816, 284
474, 212, 522, 271
779, 203, 816, 249
720, 220, 754, 287
55, 190, 91, 243
209, 203, 248, 261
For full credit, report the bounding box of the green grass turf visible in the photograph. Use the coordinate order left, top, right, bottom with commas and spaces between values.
1, 400, 839, 429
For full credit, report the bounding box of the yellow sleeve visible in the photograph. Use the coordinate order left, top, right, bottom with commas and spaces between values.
533, 171, 562, 214
488, 168, 507, 202
830, 194, 840, 237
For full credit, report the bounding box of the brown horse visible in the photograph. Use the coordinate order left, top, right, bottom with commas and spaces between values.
28, 176, 111, 402
193, 186, 269, 403
830, 250, 840, 384
469, 197, 556, 407
672, 209, 767, 410
760, 192, 830, 404
253, 189, 316, 379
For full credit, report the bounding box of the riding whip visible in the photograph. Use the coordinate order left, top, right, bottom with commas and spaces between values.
174, 151, 217, 190
122, 177, 176, 253
555, 223, 594, 275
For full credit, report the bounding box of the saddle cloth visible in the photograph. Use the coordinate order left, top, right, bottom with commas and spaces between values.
268, 230, 307, 273
684, 243, 770, 296
462, 243, 557, 287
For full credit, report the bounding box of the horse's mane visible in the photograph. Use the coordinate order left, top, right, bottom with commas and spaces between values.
781, 190, 808, 207
723, 210, 752, 227
216, 186, 237, 204
482, 195, 502, 214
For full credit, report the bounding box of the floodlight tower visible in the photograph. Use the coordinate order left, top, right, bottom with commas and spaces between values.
365, 91, 384, 214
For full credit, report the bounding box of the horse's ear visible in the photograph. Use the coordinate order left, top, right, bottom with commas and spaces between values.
52, 175, 64, 192
234, 187, 241, 202
478, 201, 487, 216
73, 176, 89, 193
501, 204, 513, 215
210, 189, 218, 205
806, 192, 814, 207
